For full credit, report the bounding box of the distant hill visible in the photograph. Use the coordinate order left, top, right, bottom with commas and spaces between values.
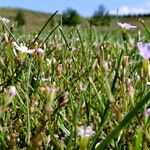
0, 7, 60, 31
1, 7, 150, 33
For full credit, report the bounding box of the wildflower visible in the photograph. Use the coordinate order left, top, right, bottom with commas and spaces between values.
36, 48, 45, 56
13, 42, 35, 54
117, 22, 137, 30
122, 56, 129, 67
102, 60, 109, 71
78, 126, 95, 138
8, 86, 16, 96
40, 87, 56, 95
78, 126, 95, 149
146, 108, 150, 115
40, 87, 57, 115
137, 42, 150, 60
39, 87, 56, 103
0, 17, 10, 23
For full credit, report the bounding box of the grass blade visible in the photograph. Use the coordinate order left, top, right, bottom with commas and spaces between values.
95, 91, 150, 150
40, 23, 60, 47
32, 10, 58, 44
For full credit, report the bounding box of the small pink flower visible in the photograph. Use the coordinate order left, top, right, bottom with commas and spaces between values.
36, 48, 45, 56
8, 86, 16, 96
117, 22, 137, 30
146, 108, 150, 115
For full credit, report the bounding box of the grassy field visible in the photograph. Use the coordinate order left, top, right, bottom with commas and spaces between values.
0, 8, 150, 149
0, 8, 57, 31
1, 7, 150, 31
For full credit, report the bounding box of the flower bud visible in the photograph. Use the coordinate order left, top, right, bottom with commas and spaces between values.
146, 108, 150, 115
102, 60, 108, 72
122, 56, 129, 68
8, 86, 16, 96
36, 48, 45, 56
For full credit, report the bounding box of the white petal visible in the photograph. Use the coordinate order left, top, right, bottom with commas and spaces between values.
84, 126, 95, 137
0, 17, 10, 23
77, 126, 85, 136
13, 42, 35, 54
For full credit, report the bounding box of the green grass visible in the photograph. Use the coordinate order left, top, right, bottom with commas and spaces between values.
0, 10, 150, 150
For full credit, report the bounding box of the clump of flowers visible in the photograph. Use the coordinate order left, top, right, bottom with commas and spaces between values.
77, 126, 95, 149
117, 22, 137, 30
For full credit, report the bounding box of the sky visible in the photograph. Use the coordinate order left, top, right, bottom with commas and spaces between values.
0, 0, 150, 17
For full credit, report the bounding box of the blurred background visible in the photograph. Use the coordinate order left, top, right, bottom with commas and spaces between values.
0, 0, 150, 32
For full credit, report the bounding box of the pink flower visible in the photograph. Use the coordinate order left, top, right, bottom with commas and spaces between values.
36, 48, 45, 56
8, 86, 16, 96
146, 108, 150, 115
117, 22, 137, 30
137, 42, 150, 60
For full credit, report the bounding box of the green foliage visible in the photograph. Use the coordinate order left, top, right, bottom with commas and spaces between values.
14, 10, 26, 27
50, 18, 56, 28
62, 8, 81, 26
0, 12, 150, 149
89, 5, 112, 26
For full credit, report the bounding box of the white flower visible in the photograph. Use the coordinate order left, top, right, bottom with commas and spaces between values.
8, 86, 16, 96
77, 126, 95, 138
117, 22, 137, 30
0, 17, 10, 23
13, 42, 35, 54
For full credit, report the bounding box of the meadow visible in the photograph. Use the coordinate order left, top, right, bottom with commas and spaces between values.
0, 9, 150, 150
